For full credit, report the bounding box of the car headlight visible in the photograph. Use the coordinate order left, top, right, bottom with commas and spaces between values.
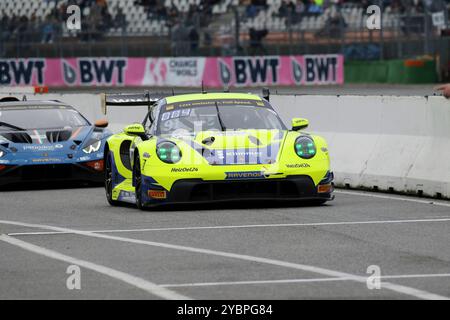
294, 136, 316, 159
0, 150, 5, 158
156, 141, 181, 164
82, 140, 102, 154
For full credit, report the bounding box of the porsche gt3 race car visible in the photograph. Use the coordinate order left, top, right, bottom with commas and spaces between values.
0, 97, 112, 187
103, 92, 334, 209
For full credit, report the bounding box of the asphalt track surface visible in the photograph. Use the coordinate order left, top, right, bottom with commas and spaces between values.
1, 84, 449, 300
0, 185, 449, 300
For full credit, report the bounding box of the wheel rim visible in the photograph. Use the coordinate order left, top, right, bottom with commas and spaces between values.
105, 154, 113, 200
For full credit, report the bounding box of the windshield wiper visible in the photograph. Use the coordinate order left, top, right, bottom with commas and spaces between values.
0, 121, 25, 131
214, 102, 226, 132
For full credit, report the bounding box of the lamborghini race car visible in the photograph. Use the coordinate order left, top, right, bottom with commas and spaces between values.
0, 97, 111, 186
103, 92, 334, 209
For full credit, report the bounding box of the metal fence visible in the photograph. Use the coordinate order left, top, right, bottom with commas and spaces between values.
1, 3, 449, 64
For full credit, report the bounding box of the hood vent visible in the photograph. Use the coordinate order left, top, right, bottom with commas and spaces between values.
46, 130, 72, 143
0, 132, 32, 144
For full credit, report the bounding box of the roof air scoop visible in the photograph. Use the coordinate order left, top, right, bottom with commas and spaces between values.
201, 136, 215, 146
248, 135, 262, 146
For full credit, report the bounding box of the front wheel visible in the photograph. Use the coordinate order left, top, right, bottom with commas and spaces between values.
133, 154, 145, 210
105, 151, 120, 206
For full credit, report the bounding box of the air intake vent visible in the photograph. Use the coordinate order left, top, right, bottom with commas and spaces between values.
46, 130, 72, 143
0, 132, 32, 144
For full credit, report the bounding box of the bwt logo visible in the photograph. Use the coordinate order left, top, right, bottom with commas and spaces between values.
366, 5, 381, 30
66, 5, 81, 31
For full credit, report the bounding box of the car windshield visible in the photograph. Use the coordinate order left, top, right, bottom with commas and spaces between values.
0, 106, 89, 130
158, 104, 286, 135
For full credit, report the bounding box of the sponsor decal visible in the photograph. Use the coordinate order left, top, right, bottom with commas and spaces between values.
225, 171, 265, 180
169, 59, 198, 77
32, 158, 61, 163
77, 58, 127, 86
148, 189, 167, 199
0, 55, 343, 87
23, 145, 64, 152
171, 167, 198, 173
0, 59, 45, 85
118, 191, 136, 203
216, 150, 263, 160
286, 163, 311, 168
304, 55, 340, 84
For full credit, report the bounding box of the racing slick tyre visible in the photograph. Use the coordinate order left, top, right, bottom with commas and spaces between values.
133, 154, 146, 211
105, 151, 120, 206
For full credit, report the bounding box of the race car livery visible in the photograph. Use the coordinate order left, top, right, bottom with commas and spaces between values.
103, 92, 334, 209
0, 99, 112, 186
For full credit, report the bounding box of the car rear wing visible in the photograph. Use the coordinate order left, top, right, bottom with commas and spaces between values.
100, 92, 165, 115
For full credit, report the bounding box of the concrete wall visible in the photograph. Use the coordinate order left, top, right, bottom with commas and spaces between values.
4, 91, 450, 198
272, 95, 450, 198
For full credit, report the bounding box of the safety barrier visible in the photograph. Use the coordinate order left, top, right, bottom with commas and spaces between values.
2, 90, 449, 198
272, 95, 450, 199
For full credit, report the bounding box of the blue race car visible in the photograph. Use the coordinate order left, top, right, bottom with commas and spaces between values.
0, 97, 112, 187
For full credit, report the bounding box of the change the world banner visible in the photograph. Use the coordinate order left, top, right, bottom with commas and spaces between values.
0, 55, 344, 87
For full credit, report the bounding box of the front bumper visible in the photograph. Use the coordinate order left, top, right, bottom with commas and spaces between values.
0, 161, 104, 187
140, 174, 334, 207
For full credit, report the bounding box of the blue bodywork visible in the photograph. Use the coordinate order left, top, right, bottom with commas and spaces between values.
0, 100, 112, 186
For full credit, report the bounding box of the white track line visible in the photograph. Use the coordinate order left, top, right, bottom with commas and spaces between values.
7, 217, 450, 237
0, 220, 447, 300
0, 234, 190, 300
335, 190, 450, 207
161, 274, 450, 288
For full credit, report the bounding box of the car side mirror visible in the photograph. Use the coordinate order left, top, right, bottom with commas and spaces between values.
292, 118, 309, 131
124, 124, 146, 137
94, 119, 109, 128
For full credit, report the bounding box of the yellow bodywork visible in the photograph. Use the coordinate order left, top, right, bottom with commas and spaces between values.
105, 93, 331, 203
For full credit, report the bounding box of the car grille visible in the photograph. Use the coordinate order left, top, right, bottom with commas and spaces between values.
168, 176, 317, 202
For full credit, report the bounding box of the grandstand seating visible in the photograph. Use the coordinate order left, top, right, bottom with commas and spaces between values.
0, 0, 445, 38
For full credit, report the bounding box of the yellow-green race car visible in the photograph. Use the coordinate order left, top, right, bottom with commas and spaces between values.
102, 91, 334, 209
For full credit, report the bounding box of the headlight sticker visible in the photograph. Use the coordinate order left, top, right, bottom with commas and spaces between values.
82, 140, 101, 154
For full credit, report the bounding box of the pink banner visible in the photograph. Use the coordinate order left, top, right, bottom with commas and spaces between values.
0, 55, 344, 87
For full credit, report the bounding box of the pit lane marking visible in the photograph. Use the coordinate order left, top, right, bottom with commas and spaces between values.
7, 217, 450, 237
0, 234, 190, 300
0, 220, 447, 300
160, 273, 450, 288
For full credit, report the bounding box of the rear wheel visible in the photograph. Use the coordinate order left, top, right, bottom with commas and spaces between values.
105, 151, 120, 206
134, 154, 145, 210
